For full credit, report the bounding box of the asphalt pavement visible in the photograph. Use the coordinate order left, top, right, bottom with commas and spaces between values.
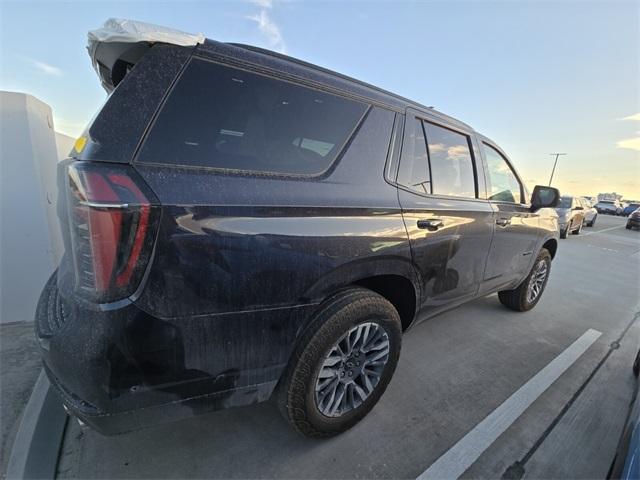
55, 214, 640, 479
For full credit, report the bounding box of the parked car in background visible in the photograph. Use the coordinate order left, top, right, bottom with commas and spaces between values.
580, 197, 598, 227
626, 208, 640, 230
596, 199, 623, 215
622, 202, 640, 216
556, 196, 586, 238
34, 19, 561, 438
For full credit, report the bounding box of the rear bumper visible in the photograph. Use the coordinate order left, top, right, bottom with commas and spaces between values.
35, 272, 314, 435
44, 363, 277, 435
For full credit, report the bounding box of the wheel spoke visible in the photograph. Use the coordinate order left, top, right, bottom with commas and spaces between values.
322, 353, 342, 368
361, 371, 374, 393
329, 383, 347, 416
366, 343, 389, 362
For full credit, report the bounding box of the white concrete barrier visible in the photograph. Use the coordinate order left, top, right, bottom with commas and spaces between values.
0, 91, 74, 324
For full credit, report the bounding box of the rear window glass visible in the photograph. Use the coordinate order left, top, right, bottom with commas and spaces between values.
137, 58, 368, 175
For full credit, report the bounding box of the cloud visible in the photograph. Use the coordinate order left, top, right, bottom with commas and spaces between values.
446, 144, 469, 160
247, 1, 286, 53
620, 113, 640, 121
616, 137, 640, 151
20, 56, 63, 76
615, 113, 640, 150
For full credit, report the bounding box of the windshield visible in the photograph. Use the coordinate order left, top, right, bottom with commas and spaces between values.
559, 197, 572, 208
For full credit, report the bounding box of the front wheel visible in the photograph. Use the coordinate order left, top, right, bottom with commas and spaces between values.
498, 248, 552, 312
276, 288, 402, 438
560, 225, 569, 239
587, 215, 596, 227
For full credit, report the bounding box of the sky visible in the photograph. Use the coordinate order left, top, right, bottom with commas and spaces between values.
1, 0, 638, 199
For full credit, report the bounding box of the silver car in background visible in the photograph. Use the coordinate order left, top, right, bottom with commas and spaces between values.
595, 199, 623, 215
556, 196, 586, 238
580, 197, 598, 227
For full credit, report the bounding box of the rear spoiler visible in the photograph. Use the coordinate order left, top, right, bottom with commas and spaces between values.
87, 18, 204, 92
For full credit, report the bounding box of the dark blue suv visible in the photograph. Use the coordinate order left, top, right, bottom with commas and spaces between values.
35, 33, 560, 438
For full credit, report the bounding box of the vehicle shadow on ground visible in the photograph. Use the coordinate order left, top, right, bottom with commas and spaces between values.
58, 294, 583, 479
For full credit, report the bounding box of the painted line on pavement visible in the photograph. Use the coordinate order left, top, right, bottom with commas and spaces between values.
416, 328, 602, 480
582, 224, 625, 236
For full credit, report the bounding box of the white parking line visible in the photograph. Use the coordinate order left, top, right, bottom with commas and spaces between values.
582, 225, 625, 236
417, 328, 602, 480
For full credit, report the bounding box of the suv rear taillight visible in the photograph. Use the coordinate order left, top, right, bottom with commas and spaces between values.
65, 162, 159, 303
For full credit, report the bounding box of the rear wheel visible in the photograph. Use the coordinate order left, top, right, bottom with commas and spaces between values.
498, 248, 552, 312
277, 288, 402, 438
571, 220, 582, 235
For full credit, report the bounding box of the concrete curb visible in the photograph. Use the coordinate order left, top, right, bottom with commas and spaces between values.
6, 370, 67, 479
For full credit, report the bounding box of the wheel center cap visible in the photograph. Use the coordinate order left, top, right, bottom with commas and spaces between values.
343, 353, 365, 378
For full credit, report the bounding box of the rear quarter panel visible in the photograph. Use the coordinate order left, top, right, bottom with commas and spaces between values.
133, 107, 412, 319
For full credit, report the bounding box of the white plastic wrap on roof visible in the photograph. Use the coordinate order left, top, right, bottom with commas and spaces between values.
87, 18, 205, 52
87, 18, 205, 91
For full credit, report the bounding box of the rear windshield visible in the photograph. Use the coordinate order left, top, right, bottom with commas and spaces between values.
137, 57, 368, 175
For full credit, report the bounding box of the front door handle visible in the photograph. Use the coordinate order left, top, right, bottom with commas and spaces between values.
417, 218, 444, 231
496, 217, 511, 227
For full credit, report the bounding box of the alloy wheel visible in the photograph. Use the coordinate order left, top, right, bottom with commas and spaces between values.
526, 260, 548, 303
314, 322, 390, 417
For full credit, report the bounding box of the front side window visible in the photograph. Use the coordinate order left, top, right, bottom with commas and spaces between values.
483, 143, 523, 203
138, 58, 368, 175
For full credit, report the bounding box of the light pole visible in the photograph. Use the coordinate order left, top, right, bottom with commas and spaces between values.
548, 153, 566, 186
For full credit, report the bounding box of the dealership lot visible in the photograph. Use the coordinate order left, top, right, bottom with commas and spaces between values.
54, 214, 639, 479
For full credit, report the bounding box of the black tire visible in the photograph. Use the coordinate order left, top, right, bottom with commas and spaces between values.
498, 248, 552, 312
560, 226, 568, 239
571, 221, 582, 235
587, 215, 596, 227
276, 287, 402, 438
626, 224, 632, 230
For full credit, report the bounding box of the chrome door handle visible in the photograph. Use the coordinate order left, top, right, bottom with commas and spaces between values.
496, 218, 511, 227
417, 218, 444, 231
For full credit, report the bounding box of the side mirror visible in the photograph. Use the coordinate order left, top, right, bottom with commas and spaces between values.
530, 185, 560, 211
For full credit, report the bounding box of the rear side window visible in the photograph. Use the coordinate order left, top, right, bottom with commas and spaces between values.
137, 58, 368, 175
482, 143, 523, 203
422, 122, 476, 198
398, 116, 476, 198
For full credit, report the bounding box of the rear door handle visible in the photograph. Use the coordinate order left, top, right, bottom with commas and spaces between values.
496, 218, 511, 227
417, 218, 444, 231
